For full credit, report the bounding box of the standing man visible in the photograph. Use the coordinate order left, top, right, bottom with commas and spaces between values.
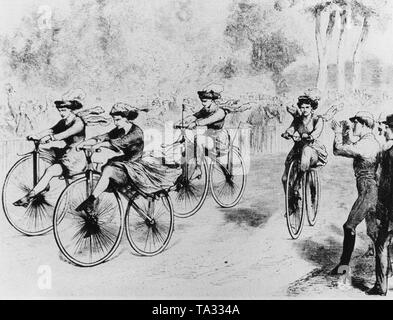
367, 114, 393, 295
330, 111, 380, 276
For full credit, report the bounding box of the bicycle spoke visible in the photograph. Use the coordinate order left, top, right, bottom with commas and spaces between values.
211, 151, 245, 208
95, 200, 117, 222
92, 227, 115, 254
144, 227, 151, 252
126, 194, 173, 255
154, 206, 169, 221
155, 224, 169, 243
170, 159, 208, 217
151, 228, 157, 249
133, 221, 147, 230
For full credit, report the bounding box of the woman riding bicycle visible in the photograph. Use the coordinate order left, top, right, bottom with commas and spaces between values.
179, 84, 230, 157
75, 102, 179, 213
13, 90, 87, 207
281, 94, 328, 193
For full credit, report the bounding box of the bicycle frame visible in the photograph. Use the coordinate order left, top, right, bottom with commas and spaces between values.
80, 146, 158, 223
32, 141, 40, 186
166, 107, 246, 183
82, 148, 97, 197
18, 140, 50, 186
126, 186, 164, 224
168, 126, 242, 179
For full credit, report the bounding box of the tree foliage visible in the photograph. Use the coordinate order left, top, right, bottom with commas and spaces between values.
0, 0, 231, 101
225, 1, 304, 92
251, 31, 303, 75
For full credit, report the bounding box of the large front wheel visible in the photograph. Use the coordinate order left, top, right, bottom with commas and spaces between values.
53, 174, 124, 267
126, 192, 174, 256
2, 154, 66, 236
285, 161, 304, 239
209, 147, 246, 208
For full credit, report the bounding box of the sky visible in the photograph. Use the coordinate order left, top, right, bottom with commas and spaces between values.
0, 0, 391, 101
0, 0, 70, 33
0, 0, 391, 62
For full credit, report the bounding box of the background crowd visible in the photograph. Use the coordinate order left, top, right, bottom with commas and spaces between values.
1, 82, 392, 156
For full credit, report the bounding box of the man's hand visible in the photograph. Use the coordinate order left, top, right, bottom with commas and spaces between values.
330, 119, 343, 133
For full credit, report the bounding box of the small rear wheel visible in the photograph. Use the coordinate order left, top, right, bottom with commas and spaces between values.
126, 192, 174, 256
168, 143, 209, 218
210, 147, 246, 208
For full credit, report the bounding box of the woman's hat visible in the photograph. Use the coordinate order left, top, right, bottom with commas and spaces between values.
198, 83, 224, 101
349, 111, 375, 128
109, 102, 139, 120
54, 100, 83, 110
297, 95, 319, 110
197, 90, 221, 100
55, 88, 85, 110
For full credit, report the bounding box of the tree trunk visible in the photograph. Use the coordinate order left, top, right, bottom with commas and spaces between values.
337, 8, 347, 92
315, 8, 336, 92
315, 9, 326, 91
352, 15, 369, 91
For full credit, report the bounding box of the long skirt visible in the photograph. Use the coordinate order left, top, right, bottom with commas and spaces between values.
285, 140, 328, 167
104, 155, 181, 197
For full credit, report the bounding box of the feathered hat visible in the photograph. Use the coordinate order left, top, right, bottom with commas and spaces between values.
197, 83, 224, 101
109, 102, 141, 121
55, 88, 86, 110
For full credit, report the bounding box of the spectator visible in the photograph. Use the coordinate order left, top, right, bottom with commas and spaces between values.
15, 101, 34, 136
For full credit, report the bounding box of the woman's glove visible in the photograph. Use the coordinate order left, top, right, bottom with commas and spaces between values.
40, 135, 52, 144
301, 133, 313, 141
281, 132, 291, 140
187, 121, 197, 130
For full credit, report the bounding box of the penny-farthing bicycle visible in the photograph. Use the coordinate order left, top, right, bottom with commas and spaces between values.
284, 132, 321, 239
53, 146, 174, 267
2, 138, 67, 236
162, 105, 247, 218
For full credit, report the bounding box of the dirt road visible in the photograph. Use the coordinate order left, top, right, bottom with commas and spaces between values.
0, 153, 390, 299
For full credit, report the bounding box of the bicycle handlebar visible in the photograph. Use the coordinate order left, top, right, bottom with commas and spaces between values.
173, 124, 187, 129
26, 136, 41, 143
78, 145, 102, 153
282, 132, 314, 143
173, 124, 208, 130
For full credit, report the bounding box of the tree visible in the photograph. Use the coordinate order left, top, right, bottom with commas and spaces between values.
225, 1, 304, 94
309, 2, 337, 91
251, 31, 303, 94
347, 0, 390, 91
337, 3, 348, 91
278, 0, 391, 92
0, 0, 233, 104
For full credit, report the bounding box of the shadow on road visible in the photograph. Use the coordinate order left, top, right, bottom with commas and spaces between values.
295, 237, 342, 272
220, 207, 272, 228
287, 233, 375, 296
